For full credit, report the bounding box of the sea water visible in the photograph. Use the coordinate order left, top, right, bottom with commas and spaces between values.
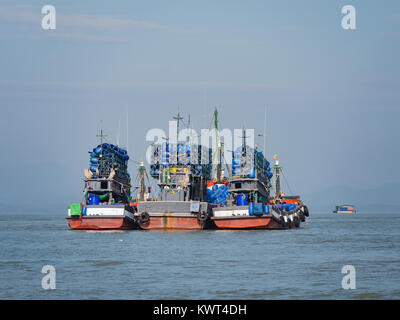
0, 212, 399, 299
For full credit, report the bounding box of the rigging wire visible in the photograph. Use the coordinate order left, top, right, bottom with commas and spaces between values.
281, 169, 294, 196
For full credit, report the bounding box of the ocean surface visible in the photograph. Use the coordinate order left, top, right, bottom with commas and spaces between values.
0, 212, 399, 299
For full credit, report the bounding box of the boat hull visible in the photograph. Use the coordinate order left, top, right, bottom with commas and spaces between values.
136, 201, 214, 230
137, 214, 206, 230
67, 216, 136, 230
212, 215, 290, 230
333, 211, 356, 214
66, 205, 137, 230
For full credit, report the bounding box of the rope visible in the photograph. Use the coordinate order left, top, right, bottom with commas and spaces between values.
281, 169, 294, 196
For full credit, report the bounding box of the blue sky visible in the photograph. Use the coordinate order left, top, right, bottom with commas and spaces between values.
0, 1, 399, 211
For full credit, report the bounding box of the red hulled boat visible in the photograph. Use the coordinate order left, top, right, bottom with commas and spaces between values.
66, 129, 138, 230
67, 204, 136, 230
209, 120, 309, 230
133, 111, 215, 230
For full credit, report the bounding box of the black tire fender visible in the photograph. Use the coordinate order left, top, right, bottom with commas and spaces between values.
197, 211, 208, 222
139, 211, 150, 223
303, 205, 309, 217
293, 216, 300, 228
272, 206, 281, 214
279, 215, 286, 227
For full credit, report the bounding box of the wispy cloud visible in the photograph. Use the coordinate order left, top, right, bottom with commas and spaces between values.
0, 4, 169, 30
0, 32, 128, 43
58, 14, 169, 32
0, 4, 176, 41
0, 79, 283, 92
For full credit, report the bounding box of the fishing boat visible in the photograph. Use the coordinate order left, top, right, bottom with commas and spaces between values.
66, 129, 137, 230
210, 109, 309, 229
333, 204, 356, 214
267, 155, 309, 228
134, 111, 215, 230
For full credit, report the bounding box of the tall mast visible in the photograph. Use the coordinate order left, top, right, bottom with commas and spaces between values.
214, 108, 221, 182
186, 114, 191, 143
96, 122, 107, 145
263, 106, 267, 173
173, 108, 184, 161
173, 107, 183, 145
273, 154, 282, 198
241, 122, 250, 157
137, 160, 147, 201
126, 106, 129, 154
96, 122, 107, 176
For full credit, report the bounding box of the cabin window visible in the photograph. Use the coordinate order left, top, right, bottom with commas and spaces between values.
101, 181, 108, 189
235, 182, 242, 189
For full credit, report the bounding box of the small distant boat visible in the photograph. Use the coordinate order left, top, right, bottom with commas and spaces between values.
333, 204, 356, 214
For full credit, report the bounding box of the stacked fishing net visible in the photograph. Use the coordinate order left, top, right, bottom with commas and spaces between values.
232, 146, 273, 179
89, 143, 130, 178
150, 142, 212, 179
206, 184, 229, 206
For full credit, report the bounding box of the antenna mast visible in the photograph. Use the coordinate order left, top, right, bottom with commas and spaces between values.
214, 108, 222, 182
273, 154, 283, 199
137, 160, 147, 201
173, 107, 183, 144
240, 122, 250, 157
263, 106, 267, 173
96, 122, 107, 176
186, 114, 191, 143
126, 106, 129, 153
173, 107, 184, 160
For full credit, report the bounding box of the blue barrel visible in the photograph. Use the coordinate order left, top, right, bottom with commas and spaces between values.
162, 151, 169, 158
162, 142, 169, 152
237, 193, 248, 206
249, 203, 254, 216
233, 158, 240, 165
161, 151, 169, 165
263, 205, 270, 214
254, 203, 263, 213
88, 194, 100, 205
249, 167, 255, 178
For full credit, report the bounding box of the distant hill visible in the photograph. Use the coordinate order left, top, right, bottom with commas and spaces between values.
302, 183, 400, 213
